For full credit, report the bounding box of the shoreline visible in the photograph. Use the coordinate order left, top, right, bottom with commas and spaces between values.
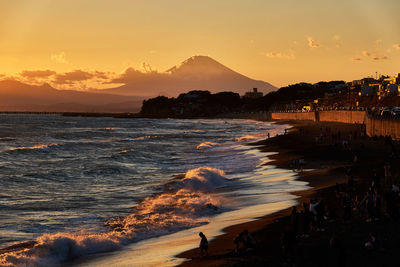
0, 118, 292, 263
0, 120, 353, 264
176, 120, 400, 266
176, 120, 343, 266
3, 118, 399, 266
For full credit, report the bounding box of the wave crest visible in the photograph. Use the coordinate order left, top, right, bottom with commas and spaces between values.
236, 134, 260, 142
0, 232, 123, 266
180, 167, 229, 191
195, 141, 218, 150
9, 144, 59, 152
0, 167, 227, 266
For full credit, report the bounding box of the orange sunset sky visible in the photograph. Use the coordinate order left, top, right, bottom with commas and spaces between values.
1, 0, 400, 90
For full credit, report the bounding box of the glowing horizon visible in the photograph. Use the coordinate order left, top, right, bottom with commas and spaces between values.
1, 0, 400, 90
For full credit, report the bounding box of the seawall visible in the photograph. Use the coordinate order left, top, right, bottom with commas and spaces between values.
318, 110, 366, 124
271, 112, 316, 121
366, 116, 400, 139
271, 110, 400, 140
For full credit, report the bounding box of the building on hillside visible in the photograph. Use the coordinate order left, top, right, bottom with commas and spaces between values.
361, 85, 378, 96
334, 84, 347, 90
388, 84, 400, 95
349, 77, 378, 91
244, 88, 263, 98
384, 76, 397, 84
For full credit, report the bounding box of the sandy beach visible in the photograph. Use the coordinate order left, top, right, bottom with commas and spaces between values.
177, 120, 400, 267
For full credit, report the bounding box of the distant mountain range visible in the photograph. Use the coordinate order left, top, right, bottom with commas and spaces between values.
0, 80, 144, 112
98, 56, 276, 97
0, 56, 276, 112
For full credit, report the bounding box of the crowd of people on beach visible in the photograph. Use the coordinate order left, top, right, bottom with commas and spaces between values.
195, 125, 400, 266
280, 127, 400, 265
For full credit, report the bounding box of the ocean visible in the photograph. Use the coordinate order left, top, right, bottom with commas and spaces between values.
0, 114, 308, 266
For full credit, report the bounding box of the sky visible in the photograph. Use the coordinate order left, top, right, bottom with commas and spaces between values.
1, 0, 400, 89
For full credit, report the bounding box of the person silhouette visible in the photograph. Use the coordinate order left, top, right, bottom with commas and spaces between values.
199, 232, 208, 257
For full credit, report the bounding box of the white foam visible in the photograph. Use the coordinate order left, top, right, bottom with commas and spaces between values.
0, 232, 123, 266
179, 167, 229, 191
0, 168, 227, 267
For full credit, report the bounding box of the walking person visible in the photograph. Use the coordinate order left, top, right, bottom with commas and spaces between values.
199, 232, 208, 257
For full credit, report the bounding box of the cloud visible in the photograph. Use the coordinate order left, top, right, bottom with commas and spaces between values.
373, 56, 388, 60
51, 52, 68, 64
265, 52, 295, 60
393, 44, 400, 50
20, 70, 56, 78
109, 67, 171, 87
93, 70, 109, 80
332, 35, 341, 41
362, 51, 388, 60
307, 37, 320, 48
53, 70, 94, 85
362, 51, 371, 57
352, 57, 361, 61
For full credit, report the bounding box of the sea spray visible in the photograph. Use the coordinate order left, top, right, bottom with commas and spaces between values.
0, 167, 227, 266
179, 167, 229, 191
0, 116, 289, 266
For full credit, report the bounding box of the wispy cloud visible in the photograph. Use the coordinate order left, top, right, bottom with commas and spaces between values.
51, 52, 68, 64
362, 50, 388, 60
307, 37, 320, 48
393, 44, 400, 50
352, 57, 361, 61
265, 52, 295, 60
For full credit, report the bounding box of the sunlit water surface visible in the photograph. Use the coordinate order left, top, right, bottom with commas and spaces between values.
0, 114, 308, 266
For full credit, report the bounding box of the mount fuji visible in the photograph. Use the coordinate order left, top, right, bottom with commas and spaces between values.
100, 56, 276, 97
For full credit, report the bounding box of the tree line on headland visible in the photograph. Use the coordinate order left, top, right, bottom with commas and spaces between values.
140, 81, 346, 118
140, 79, 400, 118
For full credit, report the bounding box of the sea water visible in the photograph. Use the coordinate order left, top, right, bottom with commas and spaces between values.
0, 114, 308, 266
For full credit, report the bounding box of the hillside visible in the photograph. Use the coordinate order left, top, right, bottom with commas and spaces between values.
0, 80, 144, 112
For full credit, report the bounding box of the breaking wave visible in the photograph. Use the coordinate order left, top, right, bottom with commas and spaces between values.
236, 134, 263, 142
196, 141, 218, 150
118, 148, 135, 154
9, 144, 59, 152
176, 167, 229, 191
127, 136, 152, 141
0, 167, 227, 266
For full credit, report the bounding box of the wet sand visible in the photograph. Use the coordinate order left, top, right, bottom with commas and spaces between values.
177, 120, 400, 267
